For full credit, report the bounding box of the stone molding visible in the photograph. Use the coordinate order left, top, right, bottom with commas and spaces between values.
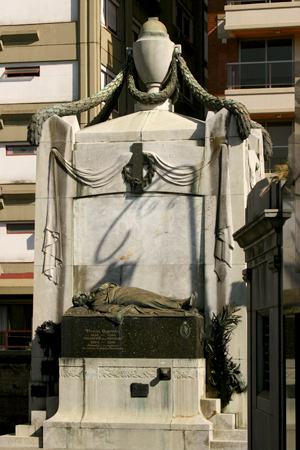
173, 368, 197, 379
97, 367, 157, 379
233, 209, 291, 252
60, 367, 83, 378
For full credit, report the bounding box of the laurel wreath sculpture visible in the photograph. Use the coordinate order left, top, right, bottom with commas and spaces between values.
27, 49, 272, 159
122, 153, 156, 189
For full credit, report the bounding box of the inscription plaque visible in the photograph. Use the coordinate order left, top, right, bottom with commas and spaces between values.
82, 328, 121, 352
62, 315, 205, 358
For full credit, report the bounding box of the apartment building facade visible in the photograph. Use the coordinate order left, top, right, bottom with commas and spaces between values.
0, 0, 207, 358
208, 1, 299, 448
208, 0, 300, 171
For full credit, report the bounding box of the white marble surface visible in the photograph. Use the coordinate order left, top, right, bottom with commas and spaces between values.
43, 358, 211, 450
33, 115, 78, 330
73, 195, 203, 266
73, 195, 204, 300
73, 140, 206, 197
75, 111, 205, 143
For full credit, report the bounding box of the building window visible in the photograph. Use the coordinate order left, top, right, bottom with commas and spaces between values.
133, 17, 141, 43
6, 222, 35, 234
257, 311, 270, 393
101, 0, 119, 35
174, 1, 194, 44
6, 145, 37, 156
258, 121, 292, 172
183, 81, 193, 105
101, 67, 119, 112
0, 301, 32, 351
4, 67, 40, 78
228, 38, 293, 89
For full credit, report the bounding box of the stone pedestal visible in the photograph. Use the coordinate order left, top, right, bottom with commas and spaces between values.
43, 314, 211, 449
43, 357, 211, 450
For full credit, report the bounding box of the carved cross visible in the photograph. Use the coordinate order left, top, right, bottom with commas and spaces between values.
127, 142, 144, 193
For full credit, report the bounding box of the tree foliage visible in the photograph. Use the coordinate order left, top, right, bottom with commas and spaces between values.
206, 304, 247, 409
35, 320, 61, 357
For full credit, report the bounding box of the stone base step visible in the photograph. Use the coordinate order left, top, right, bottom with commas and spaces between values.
15, 425, 42, 438
210, 413, 236, 430
211, 440, 247, 449
213, 429, 247, 441
0, 434, 41, 448
0, 448, 43, 450
30, 412, 46, 428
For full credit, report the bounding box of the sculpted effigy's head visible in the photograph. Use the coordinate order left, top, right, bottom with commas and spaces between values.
72, 292, 91, 307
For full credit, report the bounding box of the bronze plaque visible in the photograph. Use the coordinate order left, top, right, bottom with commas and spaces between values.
81, 328, 122, 352
62, 315, 205, 358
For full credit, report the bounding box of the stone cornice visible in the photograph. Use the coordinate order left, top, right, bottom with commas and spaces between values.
233, 209, 292, 250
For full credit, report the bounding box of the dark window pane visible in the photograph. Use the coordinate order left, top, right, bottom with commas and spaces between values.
241, 63, 266, 88
6, 223, 35, 234
261, 121, 293, 170
6, 145, 37, 155
5, 67, 40, 78
267, 121, 292, 147
107, 0, 117, 34
176, 5, 182, 29
268, 61, 293, 87
183, 15, 189, 39
241, 40, 265, 62
267, 39, 292, 62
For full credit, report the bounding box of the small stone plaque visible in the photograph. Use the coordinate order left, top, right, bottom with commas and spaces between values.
61, 315, 204, 358
130, 383, 149, 398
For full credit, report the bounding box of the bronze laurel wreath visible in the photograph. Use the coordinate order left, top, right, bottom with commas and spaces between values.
27, 49, 272, 159
122, 153, 155, 189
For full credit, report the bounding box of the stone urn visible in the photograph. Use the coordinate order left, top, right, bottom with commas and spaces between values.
132, 17, 175, 93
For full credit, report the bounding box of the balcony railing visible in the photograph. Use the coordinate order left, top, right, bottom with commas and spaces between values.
0, 330, 31, 350
226, 1, 297, 5
227, 60, 300, 89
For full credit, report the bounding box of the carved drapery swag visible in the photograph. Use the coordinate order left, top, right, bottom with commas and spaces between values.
205, 109, 235, 281
43, 147, 205, 283
43, 150, 132, 283
44, 110, 237, 284
149, 153, 203, 186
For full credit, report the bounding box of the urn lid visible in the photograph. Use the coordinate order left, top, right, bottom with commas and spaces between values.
139, 17, 168, 37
